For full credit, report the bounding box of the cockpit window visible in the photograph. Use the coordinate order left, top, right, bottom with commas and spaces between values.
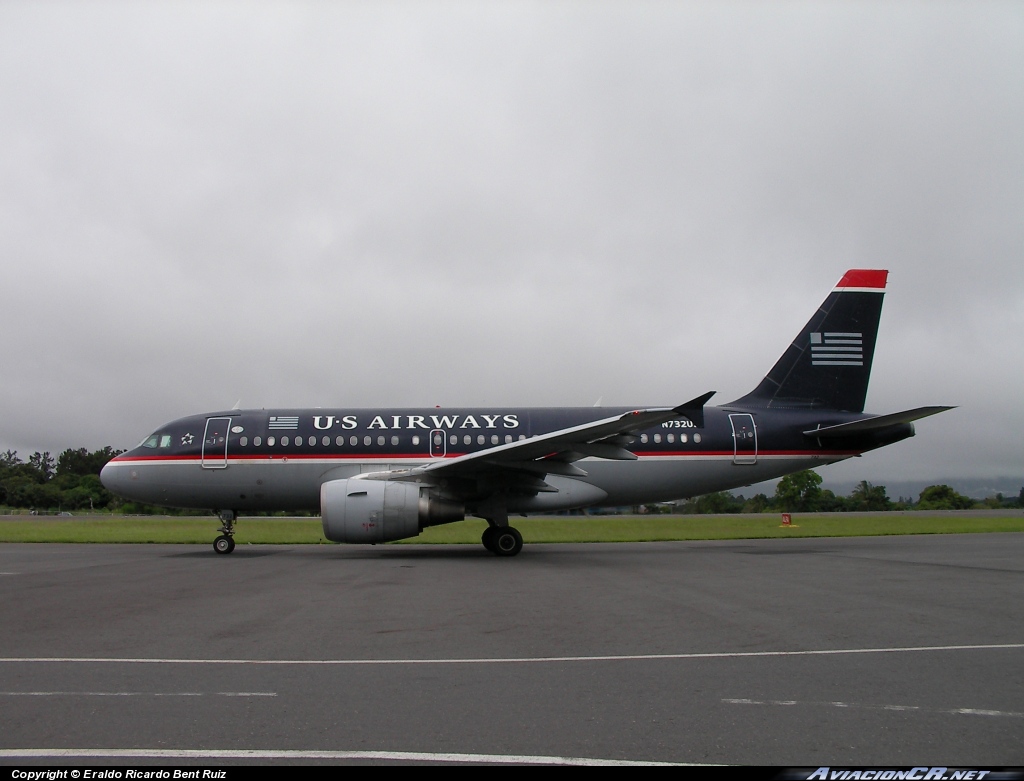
159, 435, 172, 448
141, 435, 159, 448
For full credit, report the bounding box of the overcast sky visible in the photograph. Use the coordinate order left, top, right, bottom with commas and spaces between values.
1, 1, 1021, 486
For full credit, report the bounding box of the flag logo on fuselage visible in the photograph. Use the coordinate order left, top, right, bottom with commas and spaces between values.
268, 416, 300, 430
810, 332, 863, 366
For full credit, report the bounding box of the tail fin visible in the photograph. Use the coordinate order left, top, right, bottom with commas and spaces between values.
731, 269, 888, 413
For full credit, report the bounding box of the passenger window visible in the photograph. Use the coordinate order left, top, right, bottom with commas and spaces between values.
336, 436, 344, 446
477, 435, 485, 445
363, 436, 371, 446
640, 434, 648, 444
680, 434, 687, 443
667, 433, 674, 444
239, 436, 248, 447
254, 436, 262, 446
450, 435, 457, 445
268, 436, 276, 446
654, 434, 661, 444
350, 436, 358, 446
377, 436, 385, 446
693, 434, 702, 444
391, 436, 399, 446
412, 435, 420, 446
281, 436, 290, 446
491, 435, 499, 445
464, 434, 472, 445
504, 435, 512, 444
323, 436, 330, 446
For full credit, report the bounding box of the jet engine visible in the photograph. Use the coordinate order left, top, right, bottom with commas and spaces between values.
320, 478, 464, 543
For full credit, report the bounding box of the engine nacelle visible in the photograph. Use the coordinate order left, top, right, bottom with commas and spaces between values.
320, 478, 464, 543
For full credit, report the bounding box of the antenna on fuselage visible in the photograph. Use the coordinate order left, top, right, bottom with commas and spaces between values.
231, 399, 242, 410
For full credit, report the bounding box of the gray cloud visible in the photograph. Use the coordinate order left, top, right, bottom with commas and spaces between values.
0, 1, 1021, 484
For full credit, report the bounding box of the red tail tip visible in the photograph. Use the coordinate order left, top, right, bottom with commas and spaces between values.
836, 269, 888, 289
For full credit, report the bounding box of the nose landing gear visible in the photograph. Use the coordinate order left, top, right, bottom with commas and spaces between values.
213, 510, 237, 554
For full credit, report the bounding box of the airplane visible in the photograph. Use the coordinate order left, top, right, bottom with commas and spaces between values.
100, 269, 951, 557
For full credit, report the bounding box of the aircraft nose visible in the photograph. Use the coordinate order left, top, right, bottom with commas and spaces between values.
100, 460, 122, 493
100, 458, 152, 504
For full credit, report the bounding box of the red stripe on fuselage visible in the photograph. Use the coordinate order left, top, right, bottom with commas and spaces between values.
109, 449, 863, 466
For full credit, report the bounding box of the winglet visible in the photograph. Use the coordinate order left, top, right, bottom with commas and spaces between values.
673, 391, 716, 429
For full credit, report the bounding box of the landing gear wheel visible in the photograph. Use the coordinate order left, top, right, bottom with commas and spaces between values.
214, 510, 237, 555
492, 526, 523, 557
481, 526, 498, 553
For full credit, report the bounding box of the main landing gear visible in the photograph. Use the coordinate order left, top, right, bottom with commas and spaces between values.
479, 504, 523, 557
213, 510, 236, 555
481, 524, 523, 557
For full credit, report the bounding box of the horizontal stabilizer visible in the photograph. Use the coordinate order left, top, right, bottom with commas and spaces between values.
804, 406, 955, 438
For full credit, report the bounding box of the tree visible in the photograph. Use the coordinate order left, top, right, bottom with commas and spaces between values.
815, 488, 848, 512
917, 484, 974, 510
27, 451, 55, 481
849, 481, 891, 511
774, 470, 823, 512
56, 446, 122, 477
742, 493, 770, 514
696, 491, 743, 514
1, 446, 122, 510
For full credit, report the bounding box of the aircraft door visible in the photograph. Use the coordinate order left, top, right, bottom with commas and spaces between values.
429, 429, 446, 458
729, 413, 757, 465
202, 417, 231, 469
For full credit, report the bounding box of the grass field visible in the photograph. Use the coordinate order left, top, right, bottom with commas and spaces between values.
0, 512, 1021, 545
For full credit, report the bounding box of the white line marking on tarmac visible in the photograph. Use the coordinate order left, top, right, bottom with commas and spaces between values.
723, 698, 1024, 718
0, 692, 276, 697
220, 692, 277, 697
0, 748, 700, 765
0, 643, 1021, 666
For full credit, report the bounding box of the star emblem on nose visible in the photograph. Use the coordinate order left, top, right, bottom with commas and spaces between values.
181, 433, 194, 445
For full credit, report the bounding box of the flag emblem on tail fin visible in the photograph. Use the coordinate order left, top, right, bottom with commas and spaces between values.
810, 332, 863, 366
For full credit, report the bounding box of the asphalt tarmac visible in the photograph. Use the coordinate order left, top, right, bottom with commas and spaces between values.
1, 534, 1022, 765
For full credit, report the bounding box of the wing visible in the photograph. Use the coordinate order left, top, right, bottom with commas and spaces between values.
363, 391, 715, 489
